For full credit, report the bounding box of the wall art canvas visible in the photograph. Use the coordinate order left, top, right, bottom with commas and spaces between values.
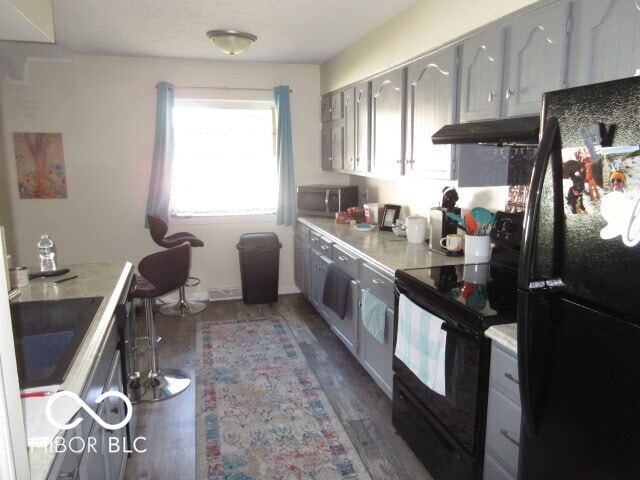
13, 132, 68, 199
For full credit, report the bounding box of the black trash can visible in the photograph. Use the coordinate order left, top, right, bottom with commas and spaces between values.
236, 232, 282, 304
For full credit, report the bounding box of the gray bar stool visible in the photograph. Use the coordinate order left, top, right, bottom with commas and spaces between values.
147, 214, 206, 316
128, 242, 191, 402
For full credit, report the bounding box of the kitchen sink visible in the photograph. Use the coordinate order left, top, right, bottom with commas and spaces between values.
10, 297, 104, 389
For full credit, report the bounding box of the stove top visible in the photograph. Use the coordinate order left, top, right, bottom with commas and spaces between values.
395, 212, 523, 331
397, 262, 518, 318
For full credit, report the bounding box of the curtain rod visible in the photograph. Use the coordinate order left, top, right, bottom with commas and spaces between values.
159, 85, 292, 93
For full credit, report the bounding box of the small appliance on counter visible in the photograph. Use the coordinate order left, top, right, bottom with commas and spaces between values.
429, 186, 461, 255
296, 185, 358, 217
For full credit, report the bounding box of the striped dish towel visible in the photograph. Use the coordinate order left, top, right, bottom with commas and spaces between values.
395, 293, 447, 396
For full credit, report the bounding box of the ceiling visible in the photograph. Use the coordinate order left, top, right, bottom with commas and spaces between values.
1, 0, 418, 69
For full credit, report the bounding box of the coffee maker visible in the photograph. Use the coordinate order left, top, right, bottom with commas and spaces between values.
429, 187, 462, 256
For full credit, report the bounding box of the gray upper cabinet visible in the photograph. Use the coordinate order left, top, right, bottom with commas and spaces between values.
458, 1, 571, 121
502, 1, 572, 117
321, 91, 343, 122
339, 82, 370, 173
459, 28, 506, 122
405, 46, 459, 179
343, 86, 356, 171
371, 68, 406, 177
354, 81, 371, 173
571, 0, 640, 85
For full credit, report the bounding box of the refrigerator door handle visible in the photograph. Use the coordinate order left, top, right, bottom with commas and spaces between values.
518, 116, 563, 289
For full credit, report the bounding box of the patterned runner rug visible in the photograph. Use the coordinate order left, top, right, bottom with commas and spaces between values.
195, 316, 371, 479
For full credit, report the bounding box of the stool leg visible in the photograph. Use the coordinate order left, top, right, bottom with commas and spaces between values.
131, 298, 191, 403
159, 281, 206, 317
126, 303, 141, 399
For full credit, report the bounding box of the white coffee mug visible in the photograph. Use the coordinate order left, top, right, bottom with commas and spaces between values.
439, 233, 463, 251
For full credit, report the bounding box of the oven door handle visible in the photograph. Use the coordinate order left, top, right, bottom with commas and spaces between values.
440, 321, 479, 341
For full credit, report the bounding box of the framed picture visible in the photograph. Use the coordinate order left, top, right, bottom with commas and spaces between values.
380, 204, 401, 231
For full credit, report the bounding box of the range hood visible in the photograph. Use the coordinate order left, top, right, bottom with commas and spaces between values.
431, 116, 540, 145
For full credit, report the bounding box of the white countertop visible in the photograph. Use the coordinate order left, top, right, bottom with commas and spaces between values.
11, 262, 133, 480
297, 216, 467, 276
485, 323, 518, 353
299, 216, 519, 355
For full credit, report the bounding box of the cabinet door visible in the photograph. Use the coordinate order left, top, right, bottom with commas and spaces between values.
294, 235, 304, 292
79, 403, 109, 480
331, 121, 345, 170
321, 92, 343, 122
343, 87, 356, 171
371, 68, 406, 177
405, 47, 458, 179
321, 124, 332, 171
310, 248, 333, 324
459, 28, 506, 122
354, 81, 371, 172
580, 0, 640, 84
503, 1, 571, 117
331, 280, 360, 355
105, 351, 127, 480
359, 263, 395, 398
321, 94, 332, 122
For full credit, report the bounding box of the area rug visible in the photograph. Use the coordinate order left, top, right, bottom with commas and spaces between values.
195, 316, 371, 480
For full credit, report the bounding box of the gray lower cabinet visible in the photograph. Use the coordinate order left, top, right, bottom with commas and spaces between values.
48, 322, 128, 480
359, 263, 395, 398
330, 244, 361, 355
484, 342, 521, 480
294, 224, 395, 399
309, 232, 334, 323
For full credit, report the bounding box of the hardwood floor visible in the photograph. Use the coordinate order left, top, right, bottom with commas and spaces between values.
123, 294, 433, 480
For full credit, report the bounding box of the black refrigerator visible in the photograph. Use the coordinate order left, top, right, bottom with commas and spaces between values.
518, 75, 640, 479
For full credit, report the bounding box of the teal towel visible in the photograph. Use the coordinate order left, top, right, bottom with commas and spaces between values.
361, 289, 388, 343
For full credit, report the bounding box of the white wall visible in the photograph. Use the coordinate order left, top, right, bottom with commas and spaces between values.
0, 55, 346, 298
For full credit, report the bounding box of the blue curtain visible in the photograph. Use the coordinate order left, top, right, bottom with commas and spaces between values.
274, 86, 296, 226
144, 81, 175, 227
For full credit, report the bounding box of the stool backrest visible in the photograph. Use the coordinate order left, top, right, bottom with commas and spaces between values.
147, 214, 169, 247
138, 242, 191, 297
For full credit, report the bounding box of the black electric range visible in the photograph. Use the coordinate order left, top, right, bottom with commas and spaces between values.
392, 211, 523, 480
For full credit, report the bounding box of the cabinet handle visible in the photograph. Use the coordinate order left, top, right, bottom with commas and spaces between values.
320, 245, 330, 251
505, 89, 513, 100
488, 92, 496, 102
338, 256, 348, 262
110, 404, 120, 415
504, 372, 519, 385
57, 469, 78, 479
395, 159, 404, 164
500, 429, 520, 447
405, 158, 415, 165
372, 278, 384, 285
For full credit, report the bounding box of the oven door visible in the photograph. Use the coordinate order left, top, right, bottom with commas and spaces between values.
393, 281, 487, 455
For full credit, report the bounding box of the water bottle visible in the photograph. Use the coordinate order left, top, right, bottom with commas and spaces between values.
38, 234, 57, 272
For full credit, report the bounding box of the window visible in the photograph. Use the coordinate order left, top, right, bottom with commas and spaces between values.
170, 98, 277, 217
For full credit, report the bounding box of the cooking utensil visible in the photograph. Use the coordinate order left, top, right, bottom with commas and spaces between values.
464, 211, 478, 235
446, 212, 468, 233
470, 207, 494, 226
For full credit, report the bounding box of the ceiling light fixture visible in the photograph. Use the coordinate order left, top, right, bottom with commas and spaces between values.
206, 30, 257, 56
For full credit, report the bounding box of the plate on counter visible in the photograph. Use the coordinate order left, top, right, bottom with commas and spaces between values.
353, 224, 375, 232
